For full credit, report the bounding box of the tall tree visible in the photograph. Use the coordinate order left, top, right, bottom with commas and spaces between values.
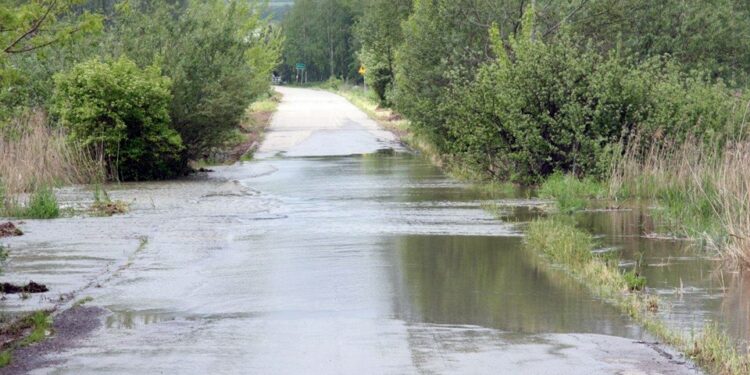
354, 0, 411, 105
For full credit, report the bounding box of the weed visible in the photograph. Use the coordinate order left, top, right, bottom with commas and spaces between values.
90, 185, 128, 216
538, 173, 606, 213
21, 311, 51, 346
623, 270, 647, 291
526, 217, 594, 265
0, 350, 10, 367
73, 296, 94, 307
689, 324, 750, 374
24, 187, 60, 219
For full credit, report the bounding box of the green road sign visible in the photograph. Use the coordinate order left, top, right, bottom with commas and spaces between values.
296, 63, 306, 70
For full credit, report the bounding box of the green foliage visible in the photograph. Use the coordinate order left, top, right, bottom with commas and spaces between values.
568, 0, 750, 86
526, 217, 594, 266
0, 350, 10, 368
282, 0, 359, 81
354, 0, 411, 105
538, 173, 606, 213
112, 0, 283, 159
21, 311, 51, 346
25, 187, 60, 219
440, 7, 744, 184
52, 57, 184, 181
321, 77, 344, 90
0, 1, 103, 121
623, 270, 646, 291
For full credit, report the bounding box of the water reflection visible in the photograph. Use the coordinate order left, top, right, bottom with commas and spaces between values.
392, 235, 642, 338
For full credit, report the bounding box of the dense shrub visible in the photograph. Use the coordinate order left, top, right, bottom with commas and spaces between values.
53, 57, 185, 181
440, 11, 744, 184
111, 0, 282, 160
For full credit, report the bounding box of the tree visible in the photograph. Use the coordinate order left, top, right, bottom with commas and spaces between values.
107, 0, 282, 159
566, 0, 750, 85
0, 0, 102, 120
354, 0, 411, 105
0, 1, 101, 56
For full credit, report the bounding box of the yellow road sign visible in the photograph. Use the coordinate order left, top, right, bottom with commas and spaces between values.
358, 66, 366, 75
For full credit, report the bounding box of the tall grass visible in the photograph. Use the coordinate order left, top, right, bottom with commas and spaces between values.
609, 136, 750, 268
0, 110, 103, 218
0, 110, 103, 195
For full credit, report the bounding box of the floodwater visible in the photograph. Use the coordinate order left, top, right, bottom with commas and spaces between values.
0, 86, 734, 373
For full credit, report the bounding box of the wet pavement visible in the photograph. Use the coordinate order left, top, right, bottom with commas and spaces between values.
0, 87, 704, 374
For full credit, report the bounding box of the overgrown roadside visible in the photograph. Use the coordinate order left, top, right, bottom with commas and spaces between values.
192, 91, 282, 168
329, 84, 749, 375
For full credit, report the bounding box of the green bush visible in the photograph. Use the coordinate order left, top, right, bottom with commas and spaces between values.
439, 8, 743, 184
53, 57, 185, 181
110, 1, 282, 160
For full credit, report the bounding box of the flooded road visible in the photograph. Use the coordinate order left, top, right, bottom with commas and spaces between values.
1, 87, 702, 373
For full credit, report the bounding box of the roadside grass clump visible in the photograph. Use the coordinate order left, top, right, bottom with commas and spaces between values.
90, 185, 128, 217
689, 324, 750, 374
526, 217, 594, 265
538, 173, 606, 213
1, 187, 61, 220
21, 311, 51, 346
23, 187, 60, 219
0, 310, 53, 368
0, 350, 10, 367
623, 270, 646, 291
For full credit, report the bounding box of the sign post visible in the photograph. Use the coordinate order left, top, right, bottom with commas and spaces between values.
359, 65, 366, 92
295, 63, 306, 84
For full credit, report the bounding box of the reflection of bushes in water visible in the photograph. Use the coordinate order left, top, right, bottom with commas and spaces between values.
720, 274, 750, 347
395, 235, 629, 334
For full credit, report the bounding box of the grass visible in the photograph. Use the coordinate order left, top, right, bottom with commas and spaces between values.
525, 216, 750, 375
90, 185, 128, 216
0, 351, 10, 367
1, 186, 60, 219
0, 310, 53, 369
0, 110, 103, 197
21, 311, 51, 346
538, 173, 607, 213
609, 136, 750, 268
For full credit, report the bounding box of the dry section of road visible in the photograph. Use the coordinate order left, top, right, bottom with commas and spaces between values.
0, 86, 699, 374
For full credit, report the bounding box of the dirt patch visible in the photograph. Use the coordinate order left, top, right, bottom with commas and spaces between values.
0, 282, 48, 294
0, 306, 105, 375
0, 223, 22, 238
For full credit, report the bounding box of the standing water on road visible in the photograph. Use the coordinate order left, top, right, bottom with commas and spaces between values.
0, 87, 731, 374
